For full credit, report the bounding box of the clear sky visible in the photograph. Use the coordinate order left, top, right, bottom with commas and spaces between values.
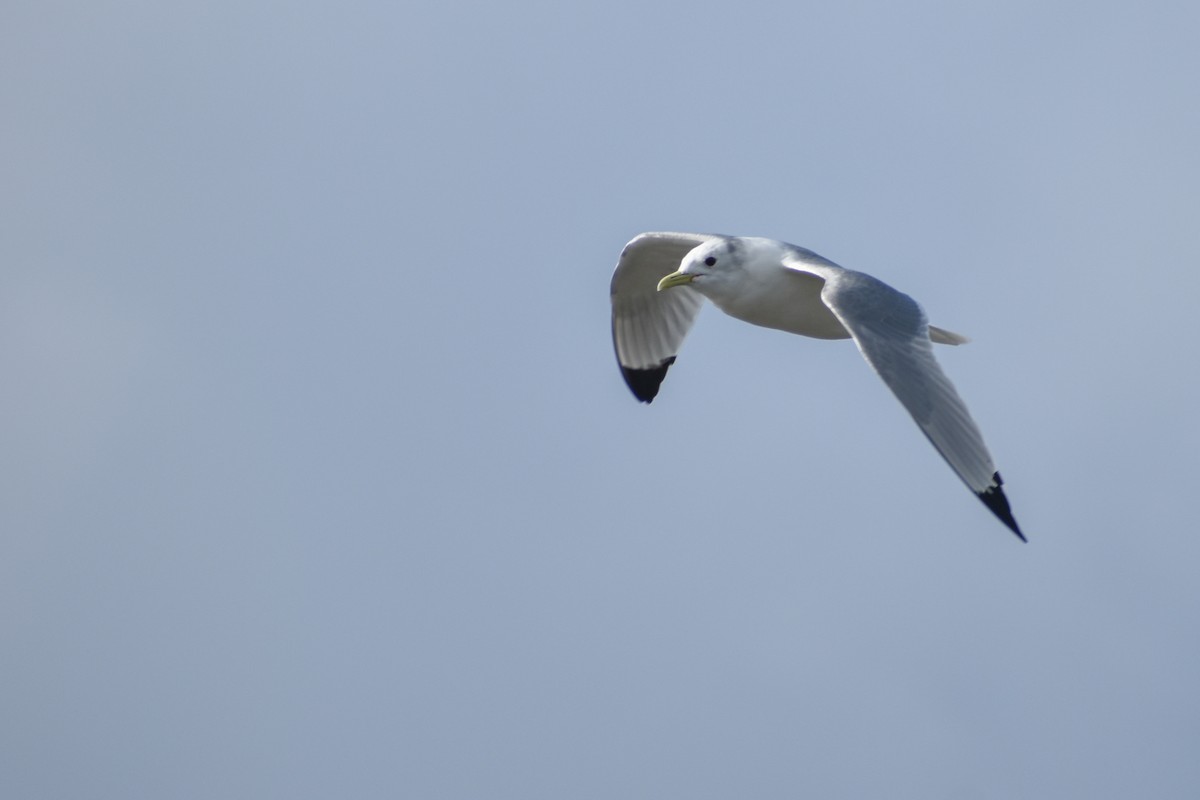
3, 1, 1199, 797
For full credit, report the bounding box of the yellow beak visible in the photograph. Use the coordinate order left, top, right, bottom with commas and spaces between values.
656, 271, 695, 291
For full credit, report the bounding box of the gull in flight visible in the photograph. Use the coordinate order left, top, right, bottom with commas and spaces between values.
609, 232, 1024, 540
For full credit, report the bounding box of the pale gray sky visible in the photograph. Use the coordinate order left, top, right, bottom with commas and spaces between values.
3, 1, 1199, 797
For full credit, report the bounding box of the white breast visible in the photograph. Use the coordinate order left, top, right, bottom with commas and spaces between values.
699, 243, 852, 340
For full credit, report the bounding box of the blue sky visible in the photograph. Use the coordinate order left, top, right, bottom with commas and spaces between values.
3, 1, 1199, 797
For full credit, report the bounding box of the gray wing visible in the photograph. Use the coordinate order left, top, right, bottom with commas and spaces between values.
783, 258, 1024, 540
610, 232, 721, 402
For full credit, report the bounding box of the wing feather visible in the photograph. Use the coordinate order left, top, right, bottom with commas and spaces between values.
783, 259, 1024, 539
610, 232, 720, 402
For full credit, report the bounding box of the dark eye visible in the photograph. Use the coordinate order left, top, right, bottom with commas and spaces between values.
704, 256, 717, 266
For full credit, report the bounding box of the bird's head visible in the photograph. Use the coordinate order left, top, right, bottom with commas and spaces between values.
656, 238, 745, 294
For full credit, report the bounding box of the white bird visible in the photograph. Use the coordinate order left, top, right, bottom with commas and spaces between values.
609, 232, 1024, 540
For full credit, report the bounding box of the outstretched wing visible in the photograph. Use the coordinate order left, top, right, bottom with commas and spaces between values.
610, 232, 721, 402
782, 256, 1024, 540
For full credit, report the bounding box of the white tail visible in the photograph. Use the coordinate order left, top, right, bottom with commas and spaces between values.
929, 325, 970, 345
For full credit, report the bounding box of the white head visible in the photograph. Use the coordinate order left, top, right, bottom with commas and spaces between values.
655, 237, 749, 295
656, 236, 788, 299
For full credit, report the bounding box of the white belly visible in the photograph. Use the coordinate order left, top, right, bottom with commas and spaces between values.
707, 270, 851, 340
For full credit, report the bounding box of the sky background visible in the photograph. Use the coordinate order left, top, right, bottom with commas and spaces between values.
3, 1, 1199, 797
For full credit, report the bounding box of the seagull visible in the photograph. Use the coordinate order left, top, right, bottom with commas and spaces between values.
609, 232, 1024, 540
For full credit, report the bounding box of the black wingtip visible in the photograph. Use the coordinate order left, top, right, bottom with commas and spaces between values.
621, 357, 676, 403
977, 471, 1026, 542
